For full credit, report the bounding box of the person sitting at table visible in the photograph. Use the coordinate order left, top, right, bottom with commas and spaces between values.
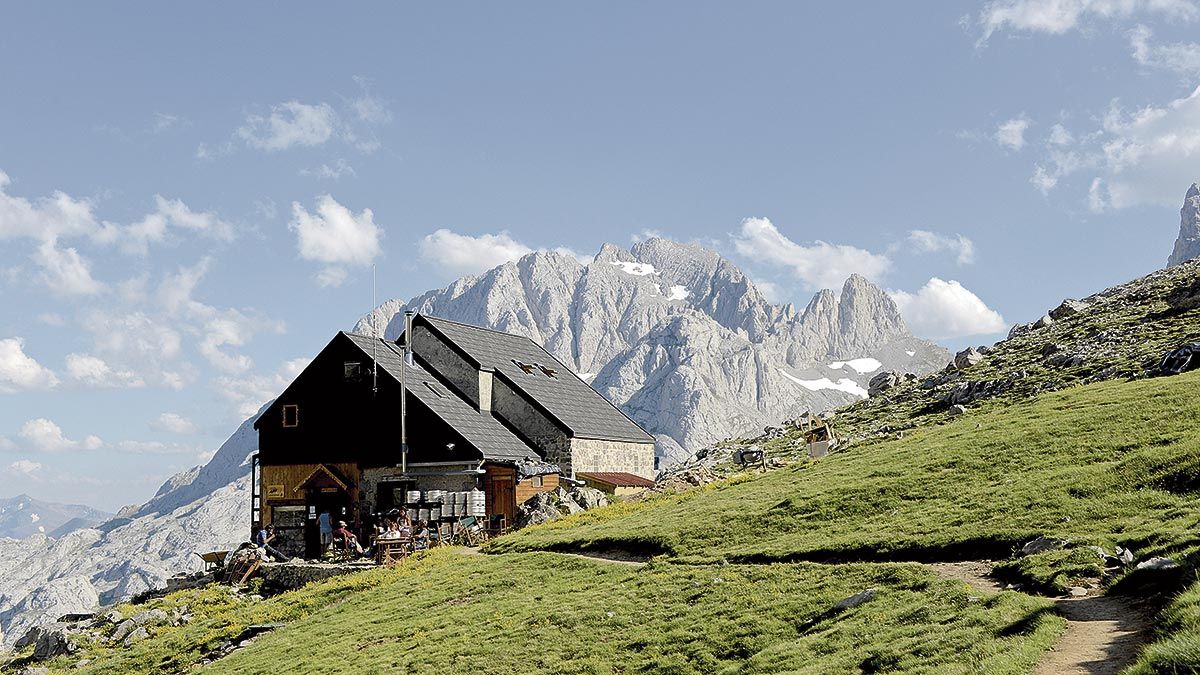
397, 514, 413, 538
413, 520, 430, 549
332, 520, 362, 554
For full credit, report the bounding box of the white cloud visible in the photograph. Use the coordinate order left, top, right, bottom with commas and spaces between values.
64, 353, 145, 388
289, 195, 382, 286
907, 230, 976, 265
1130, 24, 1200, 73
1038, 86, 1200, 209
979, 0, 1197, 41
32, 239, 103, 296
94, 196, 234, 256
8, 460, 42, 478
218, 357, 310, 419
150, 412, 198, 435
730, 217, 891, 291
0, 170, 97, 241
1048, 123, 1074, 146
995, 117, 1031, 151
300, 159, 356, 180
37, 313, 65, 326
18, 418, 102, 453
418, 229, 535, 277
236, 101, 337, 151
0, 338, 59, 393
890, 278, 1007, 339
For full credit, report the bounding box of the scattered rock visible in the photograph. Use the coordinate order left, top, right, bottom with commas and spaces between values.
123, 626, 150, 647
1047, 352, 1087, 368
513, 486, 610, 528
954, 348, 985, 370
868, 371, 902, 397
1136, 557, 1179, 571
1019, 536, 1068, 556
834, 588, 878, 610
1167, 276, 1200, 311
1068, 586, 1089, 597
1033, 314, 1054, 330
130, 608, 168, 627
1116, 546, 1135, 565
100, 610, 123, 625
948, 404, 966, 417
18, 667, 50, 675
110, 619, 138, 643
1049, 299, 1090, 320
1085, 545, 1108, 560
14, 624, 79, 661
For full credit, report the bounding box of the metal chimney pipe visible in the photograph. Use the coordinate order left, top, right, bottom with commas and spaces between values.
400, 311, 415, 474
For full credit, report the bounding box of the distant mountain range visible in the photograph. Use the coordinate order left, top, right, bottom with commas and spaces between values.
358, 238, 948, 464
0, 495, 110, 540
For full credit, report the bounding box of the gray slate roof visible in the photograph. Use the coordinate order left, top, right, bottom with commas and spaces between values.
418, 316, 654, 444
342, 332, 537, 462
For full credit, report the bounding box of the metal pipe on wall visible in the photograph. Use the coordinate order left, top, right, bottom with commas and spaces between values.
400, 311, 415, 474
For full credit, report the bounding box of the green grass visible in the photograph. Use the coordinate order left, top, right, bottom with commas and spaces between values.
209, 550, 1061, 675
488, 372, 1200, 569
14, 363, 1200, 672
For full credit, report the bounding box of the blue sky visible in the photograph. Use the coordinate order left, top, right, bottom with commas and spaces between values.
2, 2, 1199, 511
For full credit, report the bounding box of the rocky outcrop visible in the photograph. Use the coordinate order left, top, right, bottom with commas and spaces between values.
1168, 183, 1200, 267
514, 487, 610, 528
356, 238, 948, 463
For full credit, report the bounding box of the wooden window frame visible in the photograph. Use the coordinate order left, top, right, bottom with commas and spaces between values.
282, 404, 299, 428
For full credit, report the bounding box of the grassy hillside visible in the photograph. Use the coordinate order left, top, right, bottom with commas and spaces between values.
14, 550, 1062, 674
9, 263, 1200, 673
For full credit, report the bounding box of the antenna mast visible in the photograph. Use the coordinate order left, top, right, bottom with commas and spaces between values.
372, 264, 378, 396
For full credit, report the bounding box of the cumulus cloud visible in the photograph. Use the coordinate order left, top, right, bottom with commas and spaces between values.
236, 101, 337, 151
907, 230, 977, 265
18, 418, 102, 453
218, 357, 310, 419
64, 353, 145, 388
418, 229, 535, 277
1130, 24, 1200, 73
890, 278, 1007, 339
32, 239, 103, 296
7, 459, 42, 478
1032, 86, 1200, 209
0, 338, 59, 392
731, 217, 891, 291
978, 0, 1197, 41
995, 117, 1031, 151
149, 412, 198, 435
0, 170, 97, 241
94, 196, 234, 255
289, 195, 382, 286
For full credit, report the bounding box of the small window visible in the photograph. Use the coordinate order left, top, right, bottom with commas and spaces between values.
530, 475, 544, 487
344, 361, 364, 382
282, 404, 299, 428
512, 359, 536, 375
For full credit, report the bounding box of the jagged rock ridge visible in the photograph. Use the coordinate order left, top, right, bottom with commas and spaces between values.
1168, 183, 1200, 267
357, 238, 949, 463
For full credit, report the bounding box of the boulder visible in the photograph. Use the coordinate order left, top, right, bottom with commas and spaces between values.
1008, 323, 1030, 339
1167, 276, 1200, 311
131, 608, 168, 627
833, 588, 878, 610
953, 348, 984, 370
1116, 546, 1135, 565
122, 626, 149, 648
1047, 352, 1086, 368
1019, 536, 1068, 556
1136, 557, 1179, 571
1049, 299, 1090, 320
14, 624, 78, 661
868, 371, 902, 397
571, 487, 608, 510
948, 404, 966, 417
1033, 314, 1054, 330
111, 619, 138, 643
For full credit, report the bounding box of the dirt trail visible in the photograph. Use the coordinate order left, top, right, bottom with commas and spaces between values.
922, 561, 1151, 675
1033, 595, 1151, 675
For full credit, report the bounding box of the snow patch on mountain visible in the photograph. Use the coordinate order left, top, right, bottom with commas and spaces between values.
829, 358, 883, 374
778, 369, 869, 398
609, 261, 657, 276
